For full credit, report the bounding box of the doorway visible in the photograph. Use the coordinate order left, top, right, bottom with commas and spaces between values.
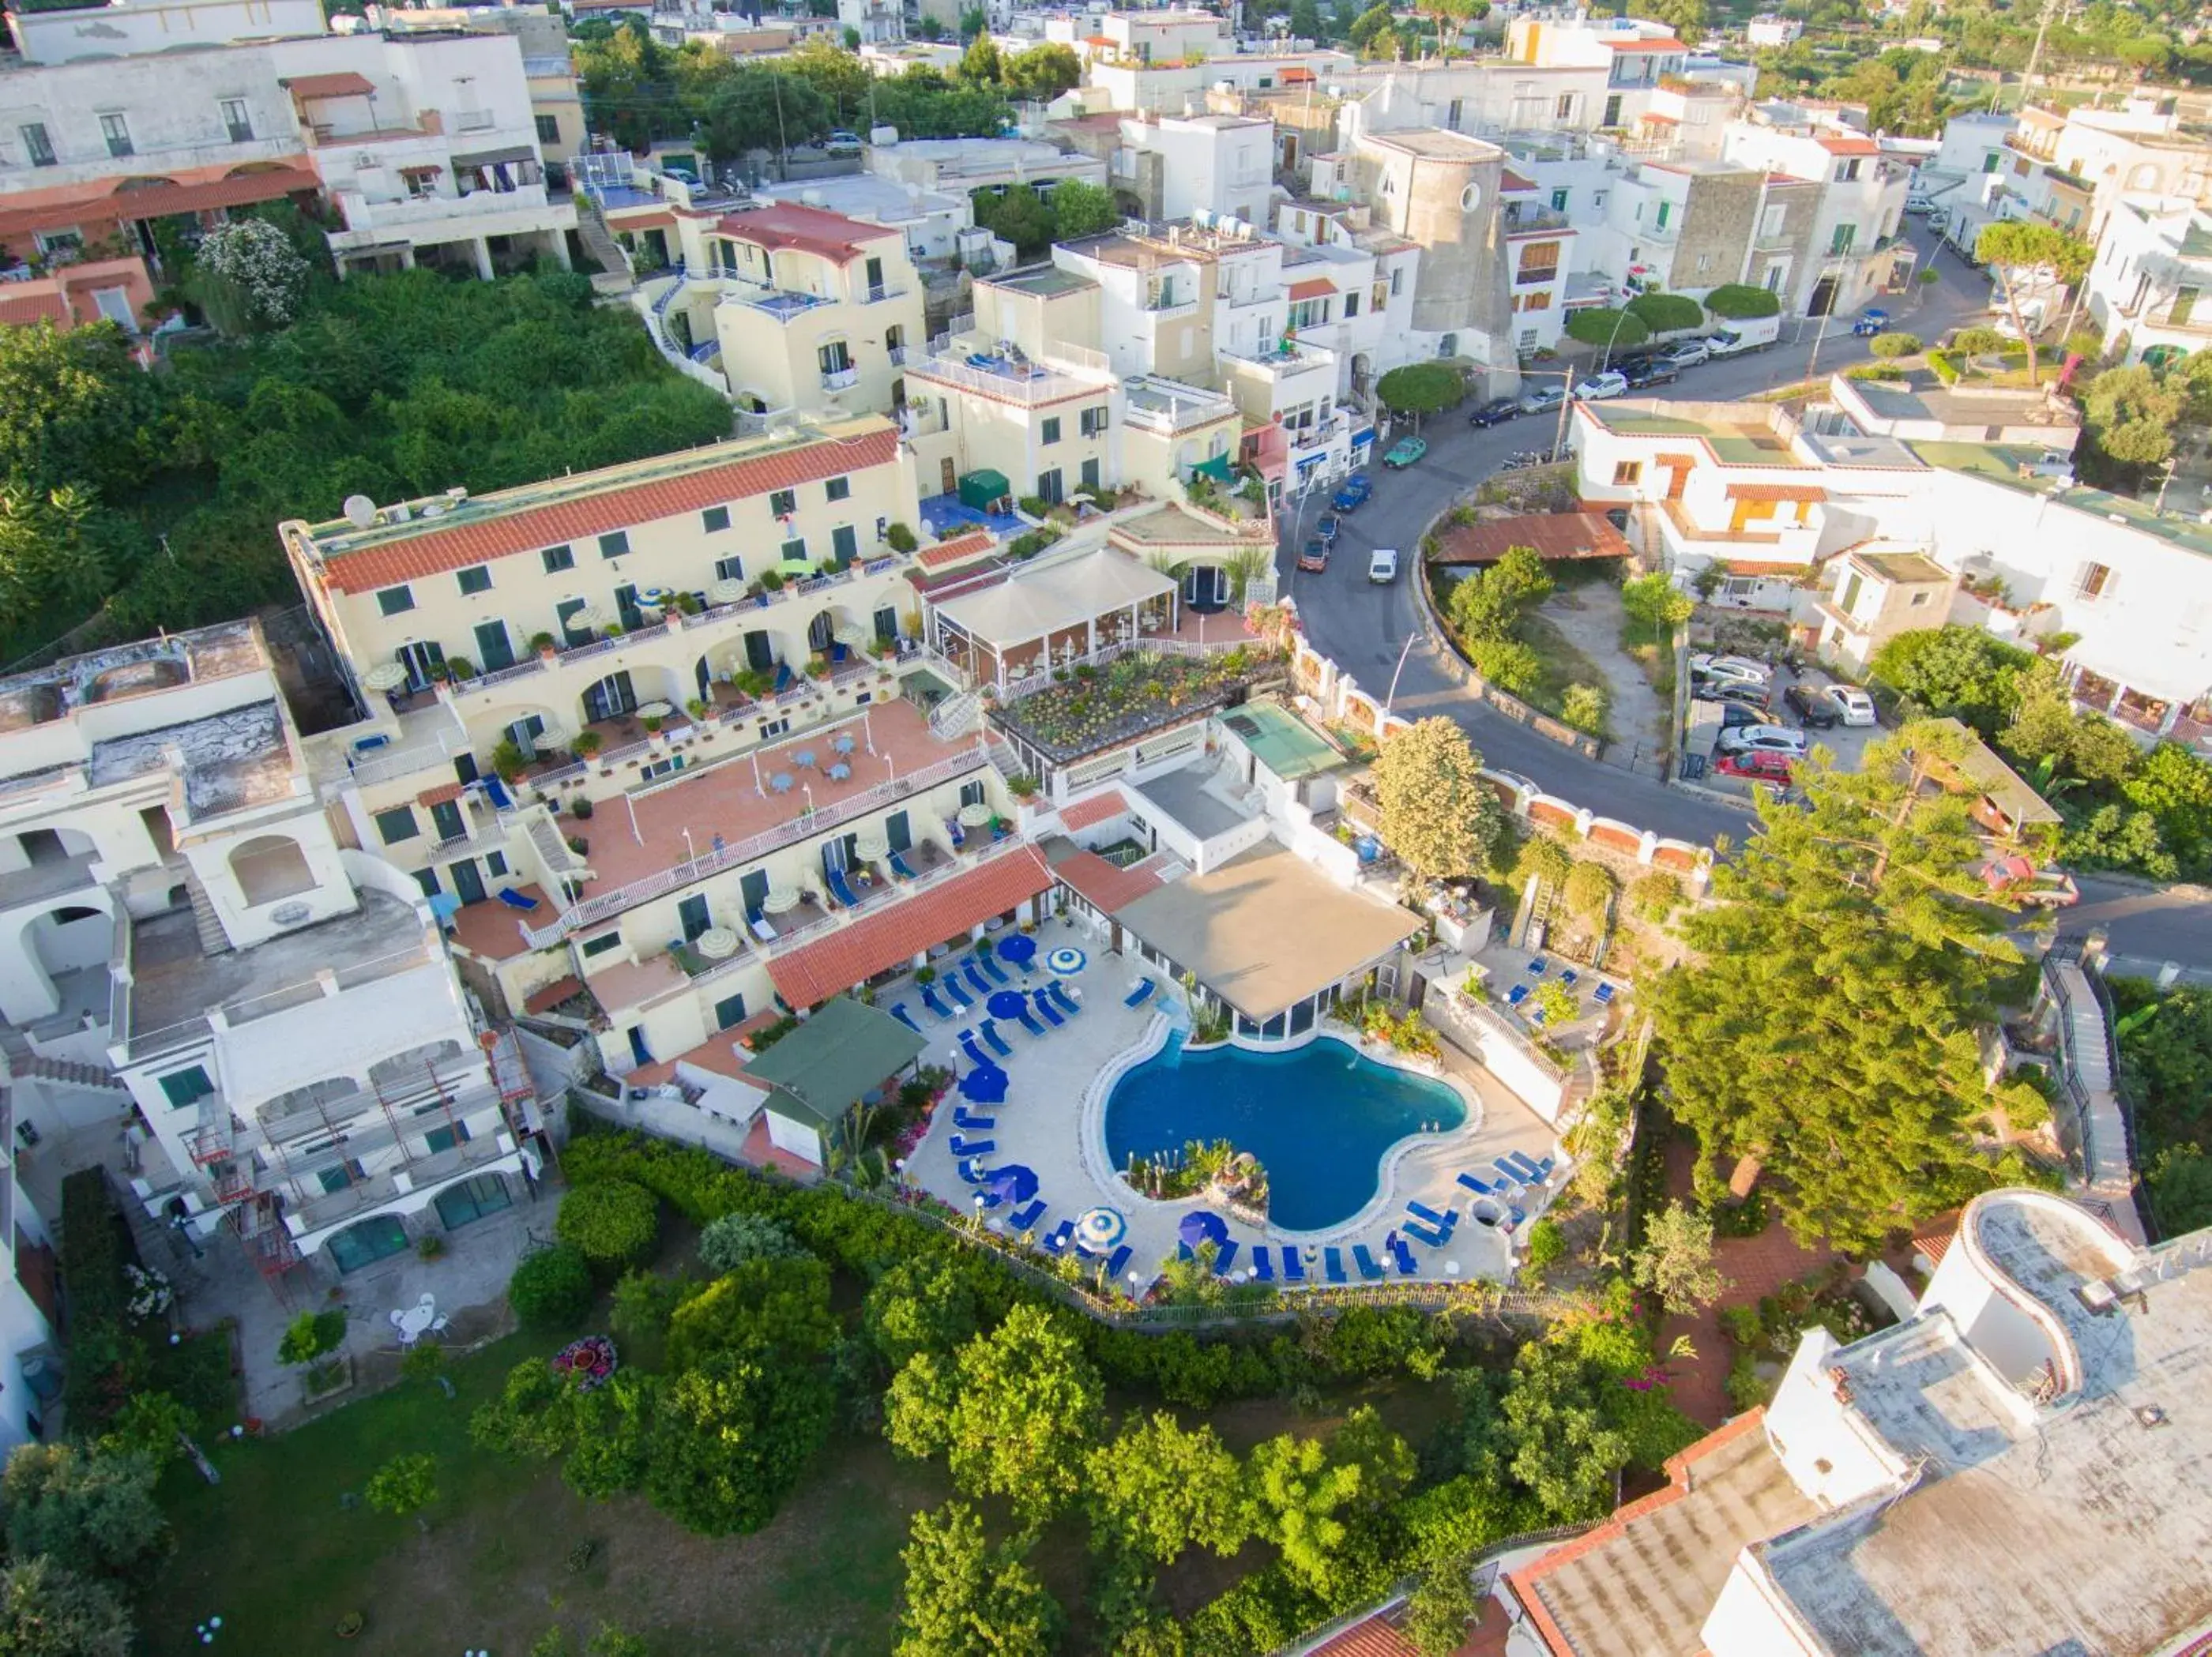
450, 859, 487, 906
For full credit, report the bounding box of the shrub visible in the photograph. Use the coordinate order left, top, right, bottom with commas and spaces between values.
886, 521, 918, 553
277, 1309, 348, 1367
2, 1443, 168, 1579
1628, 870, 1683, 924
1513, 834, 1573, 892
1868, 330, 1921, 359
1522, 1219, 1567, 1279
1559, 682, 1608, 735
1563, 307, 1650, 350
1704, 284, 1782, 320
364, 1452, 439, 1518
1562, 861, 1617, 920
0, 1557, 133, 1657
508, 1243, 595, 1328
1928, 348, 1962, 385
555, 1179, 660, 1270
698, 1212, 804, 1273
1624, 292, 1702, 333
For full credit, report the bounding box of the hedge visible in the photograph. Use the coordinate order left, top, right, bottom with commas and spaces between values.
1703, 284, 1782, 320
1563, 308, 1650, 350
1623, 292, 1702, 333
58, 1172, 136, 1426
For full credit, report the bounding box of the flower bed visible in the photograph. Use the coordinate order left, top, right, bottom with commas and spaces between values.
552, 1334, 619, 1393
989, 648, 1279, 762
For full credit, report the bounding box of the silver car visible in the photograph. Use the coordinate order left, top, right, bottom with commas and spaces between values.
1717, 723, 1809, 757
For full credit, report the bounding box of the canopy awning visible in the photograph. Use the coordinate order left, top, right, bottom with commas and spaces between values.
452, 145, 536, 170
935, 550, 1176, 649
1191, 453, 1235, 483
957, 468, 1010, 510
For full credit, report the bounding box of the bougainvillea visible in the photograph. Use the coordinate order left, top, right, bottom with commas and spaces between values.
192, 219, 308, 332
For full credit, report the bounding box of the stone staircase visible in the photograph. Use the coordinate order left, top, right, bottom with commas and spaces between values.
929, 688, 982, 740
574, 203, 634, 295
526, 811, 590, 881
182, 868, 229, 956
15, 1057, 126, 1093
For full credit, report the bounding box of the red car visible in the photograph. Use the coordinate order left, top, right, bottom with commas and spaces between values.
1717, 750, 1793, 783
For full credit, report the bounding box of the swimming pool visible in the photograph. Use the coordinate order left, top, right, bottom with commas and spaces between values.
1102, 1037, 1467, 1232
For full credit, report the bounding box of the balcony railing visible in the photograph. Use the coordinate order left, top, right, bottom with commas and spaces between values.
822, 365, 861, 392
859, 284, 907, 305
1515, 265, 1561, 287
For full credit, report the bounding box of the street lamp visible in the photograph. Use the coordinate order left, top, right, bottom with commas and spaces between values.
1382, 633, 1420, 714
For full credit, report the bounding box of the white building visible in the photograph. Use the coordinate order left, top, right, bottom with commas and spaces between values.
864, 135, 1106, 200
1508, 1189, 2212, 1657
1721, 109, 1912, 315
1745, 13, 1802, 47
2085, 201, 2212, 367
1916, 110, 2019, 259
3, 0, 325, 62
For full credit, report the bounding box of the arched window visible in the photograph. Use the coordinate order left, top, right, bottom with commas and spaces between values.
228, 836, 316, 907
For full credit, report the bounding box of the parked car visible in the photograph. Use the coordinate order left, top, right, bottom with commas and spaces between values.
1717, 750, 1795, 783
1368, 547, 1401, 584
1518, 385, 1566, 415
1574, 370, 1629, 400
1850, 307, 1890, 338
1469, 396, 1522, 427
826, 130, 864, 156
1783, 683, 1841, 728
1620, 356, 1679, 389
1298, 537, 1330, 573
1332, 474, 1372, 513
1825, 685, 1879, 726
1315, 513, 1341, 544
1981, 854, 2079, 907
1657, 339, 1711, 369
1706, 679, 1772, 709
1717, 723, 1811, 757
1382, 436, 1428, 469
1690, 652, 1772, 685
1696, 698, 1767, 731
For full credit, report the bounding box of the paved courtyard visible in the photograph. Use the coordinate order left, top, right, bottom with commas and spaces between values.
897, 918, 1566, 1293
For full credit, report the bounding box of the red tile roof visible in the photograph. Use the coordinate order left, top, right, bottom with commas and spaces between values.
1056, 789, 1130, 832
417, 781, 465, 806
1726, 482, 1826, 502
319, 426, 900, 592
918, 530, 998, 569
1501, 169, 1538, 192
1050, 847, 1164, 914
1288, 276, 1337, 301
1310, 1615, 1420, 1657
716, 201, 888, 265
283, 71, 376, 99
767, 847, 1053, 1007
0, 291, 69, 329
0, 164, 318, 240
1428, 510, 1631, 566
523, 975, 583, 1016
1816, 133, 1880, 156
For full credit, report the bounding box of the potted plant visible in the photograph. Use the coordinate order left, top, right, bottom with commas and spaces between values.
571, 797, 593, 820
490, 738, 529, 785
567, 833, 589, 856
804, 655, 829, 680
443, 656, 474, 683
676, 592, 702, 615
572, 730, 603, 761
686, 697, 709, 721
760, 569, 785, 593
531, 632, 557, 658
641, 714, 663, 735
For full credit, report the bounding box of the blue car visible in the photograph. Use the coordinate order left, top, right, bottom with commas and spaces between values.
1850, 307, 1890, 338
1331, 473, 1373, 513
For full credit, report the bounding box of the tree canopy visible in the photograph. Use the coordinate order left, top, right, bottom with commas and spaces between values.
1973, 221, 2090, 386
1703, 284, 1782, 320
894, 1501, 1061, 1657
1374, 362, 1465, 421
1371, 717, 1508, 883
1623, 292, 1702, 333
1563, 308, 1651, 351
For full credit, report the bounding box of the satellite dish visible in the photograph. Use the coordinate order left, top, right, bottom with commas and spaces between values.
344, 494, 378, 528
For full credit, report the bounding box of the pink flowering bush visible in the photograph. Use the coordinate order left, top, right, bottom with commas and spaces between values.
551, 1334, 619, 1393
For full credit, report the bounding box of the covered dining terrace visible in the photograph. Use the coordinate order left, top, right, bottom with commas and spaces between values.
924, 550, 1182, 692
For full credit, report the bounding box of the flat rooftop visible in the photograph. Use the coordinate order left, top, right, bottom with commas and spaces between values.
1913, 443, 2212, 559
88, 700, 294, 819
1121, 377, 1237, 426
128, 887, 434, 1043
1363, 127, 1503, 161
1585, 400, 1809, 466
1114, 841, 1420, 1021
1108, 500, 1252, 551
1849, 548, 1948, 584
1845, 375, 2078, 434
753, 172, 965, 224
1221, 701, 1344, 781
0, 621, 266, 737
1130, 767, 1247, 842
981, 264, 1097, 299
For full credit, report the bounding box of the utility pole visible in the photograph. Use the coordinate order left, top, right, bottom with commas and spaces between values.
2020, 0, 2060, 113
1804, 258, 1838, 385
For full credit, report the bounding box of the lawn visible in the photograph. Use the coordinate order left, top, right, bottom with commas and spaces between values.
148, 1325, 946, 1656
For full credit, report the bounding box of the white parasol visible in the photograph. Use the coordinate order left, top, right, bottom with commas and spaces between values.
532, 720, 570, 750
694, 927, 740, 960
573, 603, 613, 629
957, 802, 994, 828
835, 622, 872, 649
762, 883, 803, 914
853, 829, 891, 862
635, 701, 673, 720
708, 578, 747, 606
363, 662, 409, 691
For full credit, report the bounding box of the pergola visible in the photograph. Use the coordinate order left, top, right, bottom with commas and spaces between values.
929, 550, 1179, 689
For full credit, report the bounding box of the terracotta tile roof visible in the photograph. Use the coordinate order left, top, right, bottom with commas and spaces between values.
1501, 168, 1538, 192
918, 531, 998, 569
523, 975, 583, 1015
716, 201, 887, 265
417, 781, 465, 806
1048, 844, 1164, 913
0, 291, 69, 329
1913, 1224, 1956, 1264
283, 71, 376, 99
1288, 276, 1337, 301
767, 847, 1053, 1007
1603, 33, 1684, 48
319, 426, 899, 592
1656, 451, 1702, 469
0, 164, 318, 239
1815, 133, 1880, 156
1428, 510, 1631, 567
602, 205, 677, 231
1056, 789, 1130, 832
1311, 1614, 1420, 1657
1725, 482, 1826, 502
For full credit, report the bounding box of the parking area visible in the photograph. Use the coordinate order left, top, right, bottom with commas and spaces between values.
1682, 650, 1889, 800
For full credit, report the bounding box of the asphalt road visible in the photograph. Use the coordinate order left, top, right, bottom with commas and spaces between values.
1281, 227, 2212, 969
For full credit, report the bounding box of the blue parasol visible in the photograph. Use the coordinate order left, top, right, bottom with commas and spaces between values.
997, 934, 1037, 967
1047, 946, 1087, 975
425, 891, 463, 923
985, 1163, 1038, 1204
958, 1063, 1010, 1105
1178, 1210, 1229, 1250
987, 989, 1030, 1020
1074, 1207, 1126, 1252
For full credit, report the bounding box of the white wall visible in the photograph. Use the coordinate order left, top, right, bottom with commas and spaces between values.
9, 0, 326, 64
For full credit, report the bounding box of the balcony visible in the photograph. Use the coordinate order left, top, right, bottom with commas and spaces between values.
1515, 264, 1562, 288
2144, 300, 2212, 336
3, 131, 307, 191
284, 1127, 517, 1239
858, 284, 908, 306
1221, 340, 1334, 387
719, 285, 837, 323
333, 183, 555, 235
821, 365, 861, 393
1502, 206, 1571, 235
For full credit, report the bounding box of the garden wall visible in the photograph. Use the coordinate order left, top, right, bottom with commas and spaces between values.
1422, 983, 1578, 1124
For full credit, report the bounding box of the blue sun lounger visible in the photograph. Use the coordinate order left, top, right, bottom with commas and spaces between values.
1041, 1220, 1074, 1255
1493, 1157, 1528, 1185
1323, 1247, 1348, 1284
890, 1002, 921, 1033
964, 962, 994, 999
978, 1021, 1014, 1058
949, 1136, 994, 1157
1390, 1237, 1418, 1276
1007, 1199, 1047, 1231
921, 984, 954, 1020
826, 867, 860, 907
1506, 983, 1530, 1009
481, 776, 514, 812
1404, 1219, 1450, 1249
1352, 1244, 1386, 1281
1559, 968, 1579, 988
1047, 981, 1081, 1016
976, 955, 1010, 986
1457, 1172, 1497, 1197
1527, 957, 1548, 975
1281, 1249, 1306, 1283
890, 851, 919, 880
1593, 981, 1616, 1005
1251, 1246, 1275, 1281
952, 1107, 995, 1131
1406, 1200, 1456, 1230
957, 1158, 989, 1184
1033, 991, 1066, 1028
1014, 1005, 1047, 1037
495, 886, 540, 911
1213, 1241, 1240, 1276
1104, 1244, 1132, 1278
1508, 1206, 1527, 1228
944, 975, 976, 1009
1124, 979, 1157, 1008
1502, 1152, 1544, 1182
959, 1039, 991, 1071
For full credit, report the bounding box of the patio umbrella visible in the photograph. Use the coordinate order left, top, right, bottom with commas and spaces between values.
636, 701, 673, 720
531, 720, 570, 750
958, 1064, 1010, 1105
573, 603, 613, 629
1046, 946, 1088, 975
853, 829, 891, 862
957, 802, 993, 828
762, 883, 803, 914
424, 890, 462, 923
1178, 1211, 1228, 1251
694, 927, 739, 960
997, 934, 1037, 968
835, 623, 871, 649
986, 989, 1030, 1020
832, 732, 858, 755
1074, 1207, 1126, 1252
363, 662, 409, 691
985, 1163, 1038, 1204
708, 578, 747, 606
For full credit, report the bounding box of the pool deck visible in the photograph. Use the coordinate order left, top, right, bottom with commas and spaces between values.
897, 917, 1565, 1292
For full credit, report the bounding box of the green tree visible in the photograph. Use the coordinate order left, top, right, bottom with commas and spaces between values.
2082, 364, 2185, 470
697, 66, 830, 165
957, 36, 1005, 85
1624, 291, 1702, 333
1047, 178, 1119, 241
1952, 325, 2010, 362
1621, 570, 1693, 638
894, 1501, 1062, 1657
1405, 1558, 1478, 1656
862, 1256, 984, 1370
1868, 330, 1922, 358
1374, 362, 1465, 426
1628, 870, 1683, 924
1867, 625, 2034, 735
1247, 1433, 1364, 1594
555, 1179, 660, 1270
1290, 0, 1325, 37
1703, 284, 1781, 319
1645, 724, 2030, 1251
0, 1557, 132, 1657
0, 321, 163, 496
1973, 221, 2090, 386
0, 1445, 167, 1578
2147, 1144, 2212, 1236
1630, 1201, 1727, 1313
364, 1452, 439, 1520
1522, 1218, 1567, 1279
1497, 1342, 1629, 1521
1450, 543, 1552, 642
1562, 860, 1616, 921
1084, 1414, 1254, 1565
886, 1305, 1104, 1524
1563, 307, 1650, 352
645, 1347, 833, 1535
508, 1243, 595, 1328
697, 1211, 805, 1273
957, 4, 987, 38
0, 484, 125, 626
2123, 743, 2212, 877
667, 1255, 839, 1371
1003, 42, 1082, 100
970, 184, 1056, 257
1348, 2, 1394, 46
1371, 716, 1508, 882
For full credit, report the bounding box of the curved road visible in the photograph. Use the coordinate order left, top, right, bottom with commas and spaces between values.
1281, 228, 2212, 968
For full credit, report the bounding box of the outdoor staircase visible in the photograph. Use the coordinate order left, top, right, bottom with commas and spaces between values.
1523, 876, 1558, 953
930, 688, 982, 739
182, 868, 230, 957
15, 1057, 126, 1093
526, 810, 590, 881
985, 739, 1021, 775
574, 204, 634, 295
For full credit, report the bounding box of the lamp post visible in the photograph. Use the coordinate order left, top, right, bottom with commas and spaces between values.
1382, 633, 1420, 715
972, 1193, 986, 1234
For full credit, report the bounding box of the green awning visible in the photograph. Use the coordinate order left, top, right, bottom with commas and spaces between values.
1191, 455, 1236, 483
741, 995, 927, 1141
957, 469, 1010, 510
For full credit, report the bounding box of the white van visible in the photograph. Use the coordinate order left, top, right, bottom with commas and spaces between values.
1368, 547, 1400, 584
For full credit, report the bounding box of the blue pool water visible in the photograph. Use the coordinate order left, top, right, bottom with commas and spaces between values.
1103, 1037, 1466, 1231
